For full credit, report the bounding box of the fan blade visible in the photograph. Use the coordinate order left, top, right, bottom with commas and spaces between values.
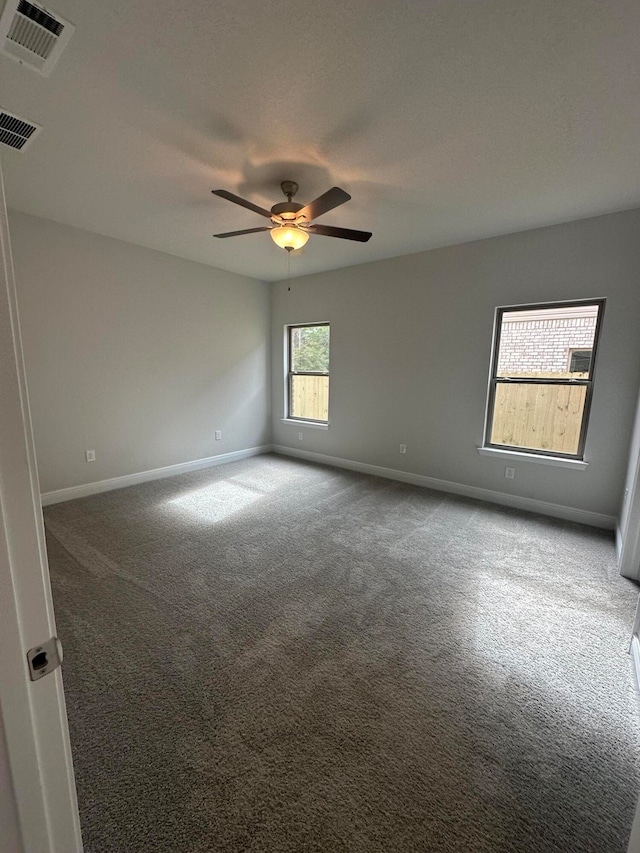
296, 187, 351, 222
213, 227, 271, 238
307, 223, 372, 242
212, 189, 272, 219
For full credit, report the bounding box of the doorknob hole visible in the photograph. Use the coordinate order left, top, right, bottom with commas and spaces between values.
32, 652, 48, 670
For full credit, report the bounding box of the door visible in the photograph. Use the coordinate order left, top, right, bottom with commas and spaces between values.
0, 157, 82, 852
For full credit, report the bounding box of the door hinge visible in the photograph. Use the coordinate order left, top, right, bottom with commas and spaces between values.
26, 637, 63, 681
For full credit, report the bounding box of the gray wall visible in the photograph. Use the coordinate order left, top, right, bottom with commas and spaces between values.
271, 208, 640, 519
10, 212, 270, 494
10, 206, 640, 520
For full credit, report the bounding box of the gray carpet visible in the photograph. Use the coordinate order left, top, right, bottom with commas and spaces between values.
45, 454, 640, 852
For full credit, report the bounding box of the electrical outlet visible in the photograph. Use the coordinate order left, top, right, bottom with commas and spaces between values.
399, 444, 407, 454
505, 466, 515, 480
215, 430, 222, 440
298, 432, 304, 441
85, 450, 96, 462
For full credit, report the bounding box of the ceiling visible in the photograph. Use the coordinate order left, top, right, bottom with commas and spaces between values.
1, 0, 639, 282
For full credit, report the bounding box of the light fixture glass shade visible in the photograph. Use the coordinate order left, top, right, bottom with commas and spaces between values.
270, 225, 309, 251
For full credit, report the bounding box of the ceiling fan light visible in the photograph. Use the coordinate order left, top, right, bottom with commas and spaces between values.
270, 226, 309, 251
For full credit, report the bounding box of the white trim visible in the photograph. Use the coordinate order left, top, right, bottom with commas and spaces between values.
281, 418, 329, 430
626, 788, 640, 853
41, 445, 273, 506
0, 160, 82, 850
272, 445, 615, 530
631, 635, 640, 697
620, 510, 640, 582
477, 446, 588, 470
616, 525, 624, 561
632, 600, 640, 645
618, 407, 640, 581
502, 305, 599, 322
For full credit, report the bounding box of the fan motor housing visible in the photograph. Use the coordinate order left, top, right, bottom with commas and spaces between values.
211, 182, 371, 244
270, 201, 303, 219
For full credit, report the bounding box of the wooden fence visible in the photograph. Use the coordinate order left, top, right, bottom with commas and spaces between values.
490, 373, 587, 455
291, 375, 329, 421
292, 372, 588, 454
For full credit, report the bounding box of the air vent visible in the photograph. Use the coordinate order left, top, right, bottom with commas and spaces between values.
0, 109, 41, 151
0, 0, 74, 76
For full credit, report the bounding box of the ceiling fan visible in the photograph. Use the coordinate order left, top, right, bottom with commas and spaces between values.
212, 181, 372, 251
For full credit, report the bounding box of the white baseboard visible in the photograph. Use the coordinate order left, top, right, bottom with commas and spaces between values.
42, 442, 617, 530
41, 445, 273, 506
272, 445, 616, 530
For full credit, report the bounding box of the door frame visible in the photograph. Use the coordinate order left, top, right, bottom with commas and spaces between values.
0, 158, 82, 852
619, 452, 640, 583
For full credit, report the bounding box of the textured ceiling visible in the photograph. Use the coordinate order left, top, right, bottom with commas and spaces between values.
1, 0, 639, 282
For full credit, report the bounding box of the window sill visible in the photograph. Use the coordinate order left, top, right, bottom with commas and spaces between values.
477, 446, 588, 470
281, 418, 329, 430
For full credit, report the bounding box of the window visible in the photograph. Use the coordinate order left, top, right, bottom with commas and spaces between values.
287, 323, 330, 423
568, 349, 592, 373
484, 300, 604, 459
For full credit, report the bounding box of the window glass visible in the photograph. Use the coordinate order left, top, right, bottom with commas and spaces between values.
496, 305, 599, 379
490, 382, 587, 455
569, 350, 592, 373
287, 324, 330, 423
290, 325, 330, 373
486, 300, 603, 459
290, 375, 329, 421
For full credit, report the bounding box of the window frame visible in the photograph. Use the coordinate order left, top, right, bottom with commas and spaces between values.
286, 322, 330, 424
484, 298, 605, 461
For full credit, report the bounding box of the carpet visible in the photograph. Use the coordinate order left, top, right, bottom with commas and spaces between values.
45, 454, 640, 852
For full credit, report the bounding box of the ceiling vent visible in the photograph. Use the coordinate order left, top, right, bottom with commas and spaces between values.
0, 109, 41, 151
0, 0, 74, 76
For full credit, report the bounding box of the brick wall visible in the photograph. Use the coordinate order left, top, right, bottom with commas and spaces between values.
497, 316, 596, 374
